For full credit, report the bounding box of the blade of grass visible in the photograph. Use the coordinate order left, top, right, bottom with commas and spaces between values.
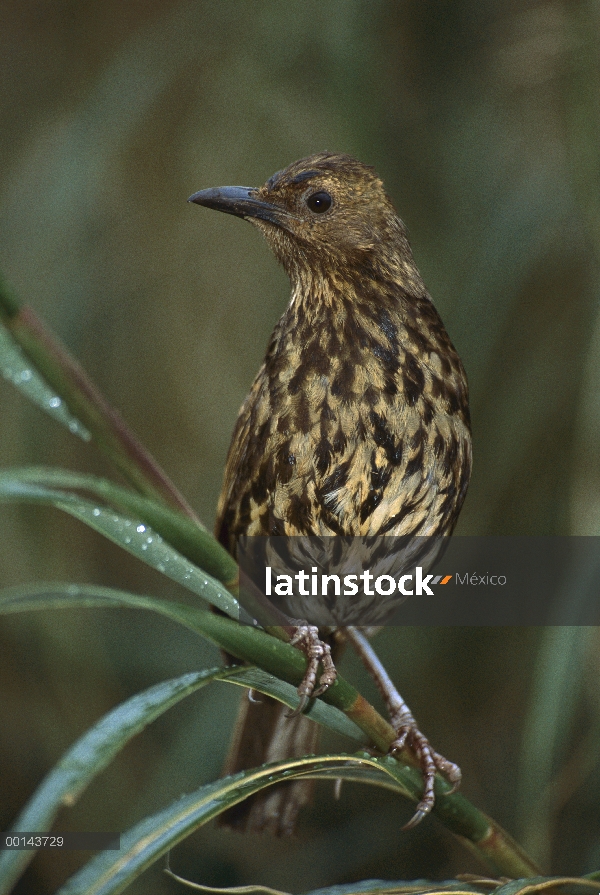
55, 752, 536, 895
0, 669, 228, 895
50, 754, 450, 895
164, 878, 491, 895
0, 467, 311, 629
516, 626, 596, 867
0, 466, 236, 584
0, 582, 540, 878
0, 662, 364, 895
0, 472, 240, 619
0, 312, 91, 441
0, 273, 198, 520
0, 582, 392, 743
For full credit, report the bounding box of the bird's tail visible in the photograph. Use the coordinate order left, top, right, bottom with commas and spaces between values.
218, 692, 320, 835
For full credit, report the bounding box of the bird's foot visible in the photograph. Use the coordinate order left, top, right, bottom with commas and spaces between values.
390, 707, 461, 830
287, 625, 337, 716
343, 627, 461, 829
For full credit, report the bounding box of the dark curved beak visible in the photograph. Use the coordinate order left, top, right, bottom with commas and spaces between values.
188, 186, 286, 226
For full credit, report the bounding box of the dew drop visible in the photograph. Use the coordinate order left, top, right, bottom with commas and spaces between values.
48, 396, 62, 409
92, 508, 101, 517
136, 525, 146, 533
20, 369, 32, 382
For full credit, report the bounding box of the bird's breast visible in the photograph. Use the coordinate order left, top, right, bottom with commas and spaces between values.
216, 287, 471, 547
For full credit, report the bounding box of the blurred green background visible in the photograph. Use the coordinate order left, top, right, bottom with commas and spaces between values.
1, 2, 600, 893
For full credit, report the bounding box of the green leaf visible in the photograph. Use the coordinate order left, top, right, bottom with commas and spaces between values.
0, 466, 236, 583
0, 321, 91, 440
163, 878, 493, 895
0, 657, 364, 895
55, 754, 422, 895
0, 580, 544, 879
0, 583, 362, 719
0, 669, 229, 895
0, 470, 240, 619
0, 279, 201, 519
213, 667, 365, 742
0, 583, 541, 881
516, 627, 597, 866
0, 617, 365, 895
492, 879, 599, 895
0, 583, 364, 743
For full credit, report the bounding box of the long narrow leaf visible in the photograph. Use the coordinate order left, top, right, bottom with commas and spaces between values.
0, 661, 364, 895
56, 748, 549, 895
0, 669, 229, 895
0, 319, 91, 441
0, 275, 197, 519
0, 584, 365, 742
516, 627, 596, 866
54, 754, 429, 895
165, 880, 491, 895
0, 583, 539, 879
0, 472, 240, 619
214, 667, 365, 741
0, 583, 387, 738
0, 466, 236, 584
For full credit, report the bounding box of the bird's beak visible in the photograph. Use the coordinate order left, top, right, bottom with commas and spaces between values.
188, 186, 287, 226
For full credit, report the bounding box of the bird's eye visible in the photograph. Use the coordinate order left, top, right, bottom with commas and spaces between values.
306, 191, 332, 214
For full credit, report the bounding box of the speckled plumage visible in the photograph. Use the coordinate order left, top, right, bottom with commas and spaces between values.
190, 152, 471, 835
215, 153, 471, 550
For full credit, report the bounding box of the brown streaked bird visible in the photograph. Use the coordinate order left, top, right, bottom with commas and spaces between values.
189, 152, 471, 835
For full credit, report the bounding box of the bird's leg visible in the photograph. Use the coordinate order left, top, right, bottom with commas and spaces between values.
287, 625, 337, 714
344, 626, 461, 829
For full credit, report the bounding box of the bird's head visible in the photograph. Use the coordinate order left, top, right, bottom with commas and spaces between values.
189, 152, 419, 285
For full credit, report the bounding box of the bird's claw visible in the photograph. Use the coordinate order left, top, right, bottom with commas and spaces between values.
287, 625, 337, 713
285, 692, 309, 719
389, 720, 461, 829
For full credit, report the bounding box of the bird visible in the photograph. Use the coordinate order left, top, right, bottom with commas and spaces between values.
189, 151, 472, 835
